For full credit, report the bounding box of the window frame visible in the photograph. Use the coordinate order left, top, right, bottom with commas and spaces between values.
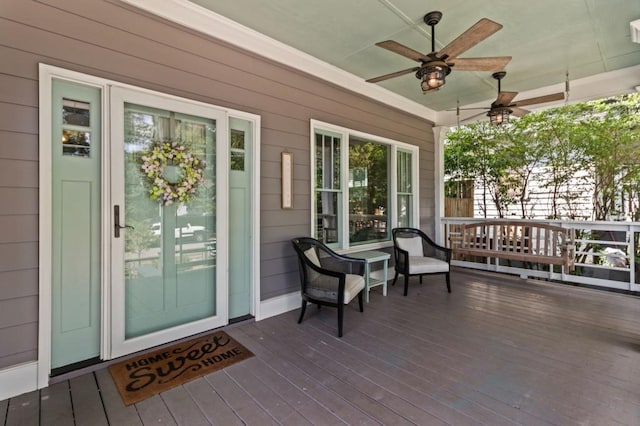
310, 119, 419, 252
396, 147, 415, 229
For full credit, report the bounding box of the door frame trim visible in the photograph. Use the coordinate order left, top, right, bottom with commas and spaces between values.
38, 64, 261, 387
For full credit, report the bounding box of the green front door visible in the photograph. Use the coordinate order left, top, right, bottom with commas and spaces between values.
110, 87, 228, 358
51, 79, 102, 368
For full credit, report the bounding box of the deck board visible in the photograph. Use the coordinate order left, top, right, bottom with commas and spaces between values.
183, 377, 244, 426
160, 386, 209, 426
69, 373, 108, 426
135, 394, 176, 425
224, 357, 313, 424
3, 269, 640, 426
94, 368, 142, 426
248, 320, 421, 426
278, 314, 517, 426
40, 381, 73, 426
359, 282, 602, 424
378, 273, 640, 425
233, 326, 377, 425
226, 337, 346, 425
204, 370, 278, 425
5, 390, 38, 426
254, 315, 454, 425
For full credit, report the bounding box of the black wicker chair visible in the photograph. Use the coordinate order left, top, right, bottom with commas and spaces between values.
391, 228, 452, 296
291, 237, 366, 337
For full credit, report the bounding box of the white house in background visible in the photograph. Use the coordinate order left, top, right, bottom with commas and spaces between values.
471, 166, 594, 220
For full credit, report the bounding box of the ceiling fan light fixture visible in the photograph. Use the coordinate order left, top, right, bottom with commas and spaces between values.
488, 106, 512, 125
422, 65, 446, 91
418, 62, 450, 93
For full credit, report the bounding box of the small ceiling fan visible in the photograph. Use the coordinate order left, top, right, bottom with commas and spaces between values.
366, 11, 512, 93
458, 71, 566, 124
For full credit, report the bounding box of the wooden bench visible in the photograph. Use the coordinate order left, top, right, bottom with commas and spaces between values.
450, 221, 576, 272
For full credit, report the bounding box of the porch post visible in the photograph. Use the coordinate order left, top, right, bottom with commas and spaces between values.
433, 126, 449, 246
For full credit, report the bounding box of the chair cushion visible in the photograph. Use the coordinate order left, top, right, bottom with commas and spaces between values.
309, 273, 364, 304
396, 236, 423, 257
304, 247, 321, 266
407, 256, 449, 274
343, 274, 365, 304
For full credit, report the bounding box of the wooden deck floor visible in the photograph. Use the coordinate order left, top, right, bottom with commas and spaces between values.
3, 268, 640, 425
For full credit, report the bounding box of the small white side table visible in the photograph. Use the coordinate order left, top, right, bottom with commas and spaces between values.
354, 250, 391, 303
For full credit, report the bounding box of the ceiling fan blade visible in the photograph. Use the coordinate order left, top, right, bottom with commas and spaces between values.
514, 92, 565, 107
461, 110, 490, 123
375, 40, 426, 62
366, 66, 420, 83
447, 106, 490, 111
438, 18, 503, 59
448, 56, 511, 71
511, 107, 531, 117
496, 91, 518, 105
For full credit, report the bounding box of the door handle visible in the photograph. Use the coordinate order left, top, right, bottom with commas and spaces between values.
114, 205, 134, 238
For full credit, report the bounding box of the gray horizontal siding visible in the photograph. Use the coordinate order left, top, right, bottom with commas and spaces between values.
0, 74, 38, 107
0, 322, 37, 365
0, 188, 38, 215
0, 0, 434, 370
0, 243, 38, 272
0, 131, 38, 161
0, 297, 38, 330
0, 215, 38, 243
0, 349, 37, 370
0, 269, 38, 300
0, 103, 37, 134
0, 159, 38, 188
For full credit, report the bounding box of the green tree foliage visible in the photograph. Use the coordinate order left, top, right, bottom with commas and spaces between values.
526, 106, 586, 219
501, 115, 546, 218
445, 93, 640, 220
445, 122, 514, 217
573, 96, 640, 220
349, 140, 388, 214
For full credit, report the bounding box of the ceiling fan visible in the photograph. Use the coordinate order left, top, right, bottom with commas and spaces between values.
458, 71, 566, 125
366, 11, 512, 93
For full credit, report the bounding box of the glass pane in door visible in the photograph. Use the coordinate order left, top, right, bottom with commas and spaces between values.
122, 102, 216, 339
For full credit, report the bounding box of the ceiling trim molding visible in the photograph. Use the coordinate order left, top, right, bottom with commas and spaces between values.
121, 0, 436, 121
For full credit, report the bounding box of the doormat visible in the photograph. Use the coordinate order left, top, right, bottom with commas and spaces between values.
109, 330, 253, 405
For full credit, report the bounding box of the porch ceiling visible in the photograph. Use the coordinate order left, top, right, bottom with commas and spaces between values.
183, 0, 640, 126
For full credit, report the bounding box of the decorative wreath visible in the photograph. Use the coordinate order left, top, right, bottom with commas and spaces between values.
140, 140, 205, 205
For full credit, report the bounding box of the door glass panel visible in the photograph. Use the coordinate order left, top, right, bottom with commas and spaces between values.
230, 129, 245, 171
62, 98, 92, 157
63, 99, 91, 126
123, 102, 216, 339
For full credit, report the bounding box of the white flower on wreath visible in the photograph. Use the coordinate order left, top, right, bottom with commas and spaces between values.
140, 140, 205, 205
